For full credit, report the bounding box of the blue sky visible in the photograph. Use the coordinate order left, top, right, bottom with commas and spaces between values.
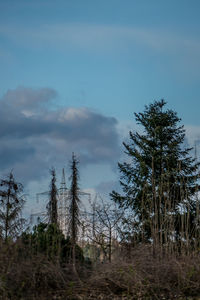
1, 0, 200, 213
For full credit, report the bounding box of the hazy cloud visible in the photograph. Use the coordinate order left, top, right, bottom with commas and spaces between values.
1, 22, 199, 80
1, 23, 200, 57
95, 180, 121, 198
185, 125, 200, 152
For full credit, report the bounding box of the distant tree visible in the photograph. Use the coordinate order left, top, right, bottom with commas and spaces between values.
88, 197, 123, 262
111, 100, 200, 250
69, 153, 81, 273
0, 172, 25, 242
47, 168, 58, 225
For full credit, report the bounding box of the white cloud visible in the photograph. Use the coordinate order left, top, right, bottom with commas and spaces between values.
59, 107, 89, 122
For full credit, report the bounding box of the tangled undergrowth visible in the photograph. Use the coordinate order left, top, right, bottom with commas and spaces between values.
0, 244, 200, 300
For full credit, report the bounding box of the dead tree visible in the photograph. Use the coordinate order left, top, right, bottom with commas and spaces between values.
88, 196, 123, 262
0, 172, 25, 242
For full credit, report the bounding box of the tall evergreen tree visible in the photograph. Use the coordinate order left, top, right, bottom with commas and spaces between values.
111, 100, 200, 247
0, 172, 25, 242
47, 168, 58, 225
69, 153, 80, 273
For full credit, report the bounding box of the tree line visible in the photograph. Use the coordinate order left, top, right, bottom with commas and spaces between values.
0, 100, 200, 275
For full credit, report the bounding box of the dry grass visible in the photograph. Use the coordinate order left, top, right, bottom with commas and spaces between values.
0, 243, 200, 299
86, 245, 200, 299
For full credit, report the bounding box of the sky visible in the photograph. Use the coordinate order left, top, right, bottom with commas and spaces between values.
1, 0, 200, 215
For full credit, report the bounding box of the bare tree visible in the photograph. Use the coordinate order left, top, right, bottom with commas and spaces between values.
0, 172, 25, 242
88, 196, 123, 262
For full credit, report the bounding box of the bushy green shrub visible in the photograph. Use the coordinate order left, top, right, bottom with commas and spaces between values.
21, 222, 84, 264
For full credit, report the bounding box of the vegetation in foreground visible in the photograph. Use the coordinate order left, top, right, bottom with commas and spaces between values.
0, 241, 200, 299
0, 100, 200, 299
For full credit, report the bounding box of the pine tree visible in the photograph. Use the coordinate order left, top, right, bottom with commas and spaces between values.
111, 100, 200, 248
69, 153, 80, 273
47, 168, 58, 225
0, 172, 25, 242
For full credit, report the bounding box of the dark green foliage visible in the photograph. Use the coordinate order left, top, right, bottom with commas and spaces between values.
69, 153, 81, 271
111, 100, 200, 244
21, 222, 84, 264
0, 172, 25, 242
47, 167, 58, 225
69, 153, 80, 244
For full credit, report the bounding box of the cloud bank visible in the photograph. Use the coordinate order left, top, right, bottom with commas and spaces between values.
0, 87, 120, 185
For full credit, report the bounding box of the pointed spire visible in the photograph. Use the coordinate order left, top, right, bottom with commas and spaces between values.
60, 168, 67, 191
